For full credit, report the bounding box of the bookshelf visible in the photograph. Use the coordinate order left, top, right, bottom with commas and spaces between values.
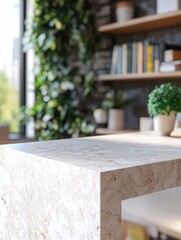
96, 7, 181, 132
98, 10, 181, 35
98, 71, 181, 81
98, 10, 181, 82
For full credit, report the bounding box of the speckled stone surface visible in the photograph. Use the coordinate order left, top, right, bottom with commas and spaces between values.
0, 133, 181, 240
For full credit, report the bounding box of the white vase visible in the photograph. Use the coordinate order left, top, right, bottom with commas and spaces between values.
116, 2, 134, 23
108, 109, 124, 130
93, 108, 108, 125
153, 111, 176, 136
139, 117, 153, 132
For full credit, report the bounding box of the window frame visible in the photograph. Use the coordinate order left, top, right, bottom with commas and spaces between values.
20, 0, 27, 137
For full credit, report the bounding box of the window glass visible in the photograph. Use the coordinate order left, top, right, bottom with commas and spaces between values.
0, 0, 20, 133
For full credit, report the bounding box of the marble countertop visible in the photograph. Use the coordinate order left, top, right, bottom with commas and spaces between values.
1, 132, 181, 172
1, 132, 181, 239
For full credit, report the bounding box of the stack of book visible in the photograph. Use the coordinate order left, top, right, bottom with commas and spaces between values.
110, 41, 160, 75
160, 47, 181, 72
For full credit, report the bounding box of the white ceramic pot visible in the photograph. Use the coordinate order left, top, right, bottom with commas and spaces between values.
139, 117, 153, 132
108, 109, 124, 130
93, 108, 108, 125
153, 111, 176, 136
116, 1, 134, 23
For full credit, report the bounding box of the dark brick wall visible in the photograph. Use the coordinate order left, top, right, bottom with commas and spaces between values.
91, 0, 181, 129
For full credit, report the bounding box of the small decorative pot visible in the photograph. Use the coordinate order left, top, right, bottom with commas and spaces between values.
93, 108, 108, 127
108, 109, 124, 130
116, 1, 134, 23
139, 117, 153, 132
153, 111, 176, 136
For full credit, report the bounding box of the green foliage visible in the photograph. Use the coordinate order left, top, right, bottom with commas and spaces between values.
23, 0, 96, 140
148, 83, 181, 117
102, 90, 133, 110
0, 71, 19, 132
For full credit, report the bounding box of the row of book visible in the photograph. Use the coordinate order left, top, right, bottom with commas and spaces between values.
111, 41, 181, 75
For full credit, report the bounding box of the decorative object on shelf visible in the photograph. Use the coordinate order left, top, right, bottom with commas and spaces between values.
93, 92, 113, 128
108, 109, 124, 130
102, 90, 132, 130
93, 108, 108, 128
164, 49, 181, 62
139, 117, 153, 132
22, 0, 97, 140
116, 1, 134, 23
148, 83, 181, 136
157, 0, 181, 14
160, 60, 181, 73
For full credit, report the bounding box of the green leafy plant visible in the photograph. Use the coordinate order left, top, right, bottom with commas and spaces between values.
23, 0, 97, 140
148, 83, 181, 117
102, 90, 133, 110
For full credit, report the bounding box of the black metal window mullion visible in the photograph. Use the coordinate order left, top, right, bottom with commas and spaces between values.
20, 0, 27, 137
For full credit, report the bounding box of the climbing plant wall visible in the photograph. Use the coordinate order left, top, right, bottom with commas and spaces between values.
23, 0, 97, 140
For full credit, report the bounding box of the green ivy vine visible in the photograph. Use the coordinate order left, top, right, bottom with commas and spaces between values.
23, 0, 97, 140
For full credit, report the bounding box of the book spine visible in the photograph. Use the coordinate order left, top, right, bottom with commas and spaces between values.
153, 44, 160, 73
127, 43, 132, 73
122, 43, 128, 74
147, 44, 153, 73
110, 45, 118, 74
132, 42, 137, 73
137, 41, 144, 73
144, 40, 149, 72
117, 46, 122, 74
159, 42, 166, 63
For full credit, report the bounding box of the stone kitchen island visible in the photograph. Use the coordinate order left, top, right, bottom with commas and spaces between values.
0, 133, 181, 240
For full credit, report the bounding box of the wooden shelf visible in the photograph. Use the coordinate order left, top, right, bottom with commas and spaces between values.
98, 10, 181, 35
96, 128, 137, 135
96, 128, 181, 136
98, 71, 181, 82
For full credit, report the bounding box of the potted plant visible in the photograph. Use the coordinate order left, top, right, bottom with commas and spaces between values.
102, 90, 132, 130
148, 83, 181, 136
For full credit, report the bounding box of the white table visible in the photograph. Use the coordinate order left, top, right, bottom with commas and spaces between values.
0, 133, 181, 240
